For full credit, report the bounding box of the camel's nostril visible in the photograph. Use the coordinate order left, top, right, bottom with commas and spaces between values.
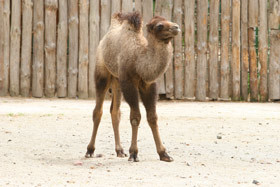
172, 25, 181, 33
173, 25, 179, 30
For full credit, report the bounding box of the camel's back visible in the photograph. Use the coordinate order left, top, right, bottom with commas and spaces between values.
96, 12, 144, 77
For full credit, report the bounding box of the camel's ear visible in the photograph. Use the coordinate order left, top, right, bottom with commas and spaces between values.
146, 23, 154, 32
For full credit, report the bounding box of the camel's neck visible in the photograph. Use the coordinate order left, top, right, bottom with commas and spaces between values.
136, 34, 173, 83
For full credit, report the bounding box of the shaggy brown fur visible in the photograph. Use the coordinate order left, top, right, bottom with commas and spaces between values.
85, 12, 180, 162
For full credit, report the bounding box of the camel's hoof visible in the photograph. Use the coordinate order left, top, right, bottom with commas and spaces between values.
159, 152, 173, 162
128, 153, 139, 162
116, 149, 127, 158
85, 147, 95, 158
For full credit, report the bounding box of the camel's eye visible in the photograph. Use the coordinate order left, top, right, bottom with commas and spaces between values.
156, 23, 164, 31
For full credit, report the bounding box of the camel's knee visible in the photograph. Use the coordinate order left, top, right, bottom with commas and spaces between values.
111, 109, 121, 120
147, 113, 158, 125
93, 108, 103, 121
130, 112, 141, 126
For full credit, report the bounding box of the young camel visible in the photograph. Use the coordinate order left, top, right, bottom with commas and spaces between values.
85, 12, 180, 162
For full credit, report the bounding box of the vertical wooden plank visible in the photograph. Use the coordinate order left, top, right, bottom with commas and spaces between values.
135, 0, 142, 13
258, 0, 268, 101
142, 0, 153, 36
269, 0, 280, 29
173, 0, 183, 99
248, 0, 258, 26
10, 0, 21, 96
184, 0, 195, 99
268, 0, 280, 101
57, 0, 68, 97
162, 0, 174, 98
248, 28, 258, 101
32, 0, 44, 98
220, 0, 230, 100
155, 0, 165, 95
100, 0, 111, 40
45, 0, 58, 98
196, 0, 208, 101
269, 30, 280, 100
241, 0, 249, 101
208, 0, 219, 100
111, 0, 121, 14
68, 0, 79, 98
89, 0, 100, 98
122, 0, 133, 13
0, 0, 4, 96
231, 0, 241, 101
20, 0, 33, 97
1, 0, 10, 96
248, 0, 258, 101
154, 0, 162, 16
78, 0, 89, 99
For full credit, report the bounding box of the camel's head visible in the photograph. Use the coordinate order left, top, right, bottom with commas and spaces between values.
146, 16, 180, 44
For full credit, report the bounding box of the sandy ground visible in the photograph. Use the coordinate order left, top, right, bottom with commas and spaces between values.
0, 97, 280, 186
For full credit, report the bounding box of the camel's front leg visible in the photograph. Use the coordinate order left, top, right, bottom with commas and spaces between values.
139, 82, 173, 162
120, 78, 141, 162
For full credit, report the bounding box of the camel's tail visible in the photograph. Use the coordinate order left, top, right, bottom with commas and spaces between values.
112, 11, 142, 32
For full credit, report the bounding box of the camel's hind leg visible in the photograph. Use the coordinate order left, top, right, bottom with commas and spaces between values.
110, 77, 127, 157
139, 82, 173, 162
85, 66, 111, 158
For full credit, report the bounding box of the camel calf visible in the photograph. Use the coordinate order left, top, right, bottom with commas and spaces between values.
85, 12, 180, 162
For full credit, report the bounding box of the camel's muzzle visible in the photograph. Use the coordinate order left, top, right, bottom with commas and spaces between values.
170, 25, 181, 35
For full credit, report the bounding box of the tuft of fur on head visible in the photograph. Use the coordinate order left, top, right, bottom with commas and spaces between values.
112, 11, 142, 32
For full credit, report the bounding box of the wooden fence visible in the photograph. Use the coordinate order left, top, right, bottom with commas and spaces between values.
0, 0, 279, 101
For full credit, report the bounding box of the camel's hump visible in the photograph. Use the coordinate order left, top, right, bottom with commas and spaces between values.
112, 11, 142, 32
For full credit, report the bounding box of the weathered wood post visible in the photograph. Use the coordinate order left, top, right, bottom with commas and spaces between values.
220, 0, 230, 100
122, 0, 133, 13
231, 0, 241, 101
269, 31, 280, 100
111, 0, 121, 14
10, 0, 22, 96
21, 0, 33, 97
209, 0, 220, 100
258, 0, 268, 101
142, 0, 153, 36
241, 0, 249, 101
268, 0, 280, 100
135, 0, 142, 13
173, 0, 183, 99
57, 0, 68, 98
0, 0, 4, 96
45, 0, 58, 98
2, 0, 10, 96
89, 0, 100, 98
184, 0, 195, 99
78, 0, 89, 99
32, 0, 44, 97
68, 0, 79, 98
100, 0, 111, 40
248, 0, 258, 101
196, 0, 208, 101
